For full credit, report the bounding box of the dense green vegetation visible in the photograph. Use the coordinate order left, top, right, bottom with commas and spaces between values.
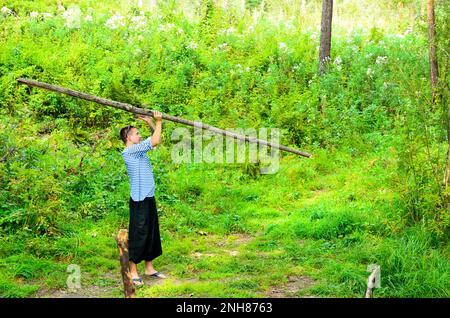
0, 0, 448, 297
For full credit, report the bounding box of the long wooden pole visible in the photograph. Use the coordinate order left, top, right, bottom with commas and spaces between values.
17, 78, 312, 158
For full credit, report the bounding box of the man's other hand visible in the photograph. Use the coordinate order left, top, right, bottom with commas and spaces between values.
152, 110, 163, 122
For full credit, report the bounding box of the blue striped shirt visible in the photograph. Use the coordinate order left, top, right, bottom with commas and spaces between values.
121, 137, 155, 201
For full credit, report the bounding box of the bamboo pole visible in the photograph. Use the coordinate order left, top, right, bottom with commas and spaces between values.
17, 78, 312, 158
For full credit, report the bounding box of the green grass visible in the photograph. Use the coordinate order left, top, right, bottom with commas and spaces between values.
1, 142, 448, 297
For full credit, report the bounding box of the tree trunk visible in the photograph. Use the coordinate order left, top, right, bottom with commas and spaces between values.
115, 229, 136, 298
318, 0, 333, 75
427, 0, 439, 104
17, 78, 312, 158
444, 102, 450, 200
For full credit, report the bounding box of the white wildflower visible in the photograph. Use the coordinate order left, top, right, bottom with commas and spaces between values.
333, 56, 342, 65
321, 56, 331, 64
333, 57, 342, 70
225, 26, 235, 34
375, 56, 388, 65
279, 42, 287, 50
218, 43, 228, 49
186, 41, 198, 50
220, 26, 235, 35
30, 12, 39, 18
310, 33, 317, 40
284, 16, 295, 30
157, 23, 175, 32
130, 15, 147, 30
84, 14, 93, 22
367, 67, 374, 77
134, 48, 143, 56
105, 13, 125, 30
42, 12, 52, 19
62, 6, 81, 29
177, 28, 184, 35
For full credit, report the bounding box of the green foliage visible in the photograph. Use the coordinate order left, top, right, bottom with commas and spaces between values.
372, 227, 450, 297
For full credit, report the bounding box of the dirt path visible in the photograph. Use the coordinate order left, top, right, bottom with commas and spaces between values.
34, 233, 317, 298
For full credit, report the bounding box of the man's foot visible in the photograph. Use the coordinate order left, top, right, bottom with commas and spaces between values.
131, 277, 144, 286
144, 271, 166, 279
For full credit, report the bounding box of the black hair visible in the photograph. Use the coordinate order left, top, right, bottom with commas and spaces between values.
120, 125, 136, 144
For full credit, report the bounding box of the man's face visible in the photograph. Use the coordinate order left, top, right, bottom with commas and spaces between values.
127, 127, 141, 144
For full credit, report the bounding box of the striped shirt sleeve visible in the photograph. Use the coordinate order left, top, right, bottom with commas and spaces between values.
124, 137, 153, 155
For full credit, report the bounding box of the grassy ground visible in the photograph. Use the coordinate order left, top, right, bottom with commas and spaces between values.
1, 134, 448, 298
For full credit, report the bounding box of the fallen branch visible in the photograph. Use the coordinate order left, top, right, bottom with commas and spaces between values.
17, 78, 312, 158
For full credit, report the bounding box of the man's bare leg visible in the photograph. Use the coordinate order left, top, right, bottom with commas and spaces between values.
129, 261, 139, 278
145, 261, 166, 278
145, 261, 156, 275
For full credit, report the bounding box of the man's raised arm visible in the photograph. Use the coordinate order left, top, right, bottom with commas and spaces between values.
138, 111, 163, 147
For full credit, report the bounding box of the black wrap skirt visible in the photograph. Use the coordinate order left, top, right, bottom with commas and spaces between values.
128, 196, 162, 264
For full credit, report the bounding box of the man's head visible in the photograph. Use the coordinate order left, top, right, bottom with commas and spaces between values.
120, 125, 141, 145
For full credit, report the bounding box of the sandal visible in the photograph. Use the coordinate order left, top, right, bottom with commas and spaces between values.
132, 277, 144, 286
144, 271, 166, 279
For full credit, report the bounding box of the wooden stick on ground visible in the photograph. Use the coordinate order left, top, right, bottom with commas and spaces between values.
115, 229, 136, 298
17, 78, 312, 158
365, 267, 379, 298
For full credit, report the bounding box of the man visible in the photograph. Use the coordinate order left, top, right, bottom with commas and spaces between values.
120, 111, 165, 286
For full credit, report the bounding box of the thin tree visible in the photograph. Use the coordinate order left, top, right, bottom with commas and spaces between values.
318, 0, 333, 75
444, 99, 449, 201
427, 0, 439, 104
